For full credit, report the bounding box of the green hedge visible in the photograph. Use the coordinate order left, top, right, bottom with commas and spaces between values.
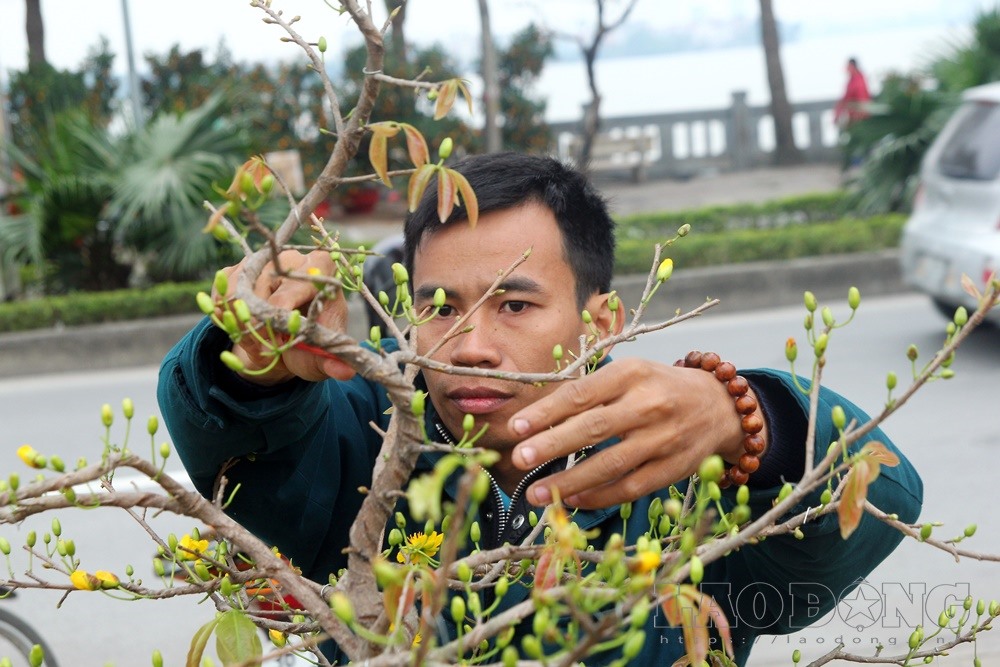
617, 191, 852, 238
0, 281, 210, 333
615, 214, 906, 274
0, 207, 905, 334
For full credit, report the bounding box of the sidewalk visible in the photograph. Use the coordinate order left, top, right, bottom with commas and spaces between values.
1, 163, 901, 379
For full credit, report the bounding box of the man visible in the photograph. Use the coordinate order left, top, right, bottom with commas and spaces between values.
158, 152, 921, 664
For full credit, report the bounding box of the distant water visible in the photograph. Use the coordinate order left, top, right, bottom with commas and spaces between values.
539, 25, 969, 122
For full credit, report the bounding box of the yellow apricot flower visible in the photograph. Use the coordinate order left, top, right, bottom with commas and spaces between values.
70, 569, 99, 591
396, 530, 444, 565
177, 534, 210, 560
16, 445, 42, 469
628, 551, 661, 575
94, 570, 120, 589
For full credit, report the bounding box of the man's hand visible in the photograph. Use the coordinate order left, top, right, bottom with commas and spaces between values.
508, 358, 762, 509
214, 249, 354, 385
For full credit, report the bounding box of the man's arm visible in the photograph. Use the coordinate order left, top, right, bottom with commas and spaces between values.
157, 320, 393, 580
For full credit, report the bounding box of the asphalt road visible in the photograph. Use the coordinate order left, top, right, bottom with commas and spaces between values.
0, 292, 997, 666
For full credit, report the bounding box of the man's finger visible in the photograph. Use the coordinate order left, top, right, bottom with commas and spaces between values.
561, 465, 669, 509
509, 364, 627, 437
512, 404, 629, 470
524, 439, 652, 505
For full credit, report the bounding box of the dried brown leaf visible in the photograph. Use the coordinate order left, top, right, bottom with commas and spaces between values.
961, 273, 982, 300
368, 132, 391, 186
434, 80, 458, 120
838, 459, 872, 539
437, 168, 457, 223
407, 164, 437, 213
449, 168, 479, 227
699, 594, 735, 658
862, 441, 900, 468
456, 79, 474, 115
401, 123, 429, 167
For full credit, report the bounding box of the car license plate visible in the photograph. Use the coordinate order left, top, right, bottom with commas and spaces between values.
913, 254, 948, 289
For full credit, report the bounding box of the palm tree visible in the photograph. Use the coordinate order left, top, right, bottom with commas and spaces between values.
758, 0, 802, 165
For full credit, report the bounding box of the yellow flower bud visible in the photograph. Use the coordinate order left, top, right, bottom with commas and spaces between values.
656, 258, 674, 282
17, 445, 42, 469
101, 404, 113, 427
95, 570, 120, 589
268, 628, 287, 648
70, 569, 99, 591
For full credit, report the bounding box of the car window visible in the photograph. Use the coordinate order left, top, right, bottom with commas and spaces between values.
936, 101, 1000, 181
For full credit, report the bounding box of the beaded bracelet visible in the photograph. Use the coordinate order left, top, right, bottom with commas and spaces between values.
674, 350, 766, 488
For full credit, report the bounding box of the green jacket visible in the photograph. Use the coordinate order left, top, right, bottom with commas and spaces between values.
158, 318, 922, 665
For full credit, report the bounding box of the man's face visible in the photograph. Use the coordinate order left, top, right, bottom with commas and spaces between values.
411, 201, 602, 455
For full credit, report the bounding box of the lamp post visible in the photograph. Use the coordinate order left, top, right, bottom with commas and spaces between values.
121, 0, 144, 128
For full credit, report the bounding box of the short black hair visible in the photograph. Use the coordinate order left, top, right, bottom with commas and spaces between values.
403, 152, 615, 307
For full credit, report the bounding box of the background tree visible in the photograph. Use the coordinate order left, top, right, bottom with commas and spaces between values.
558, 0, 639, 169
758, 0, 802, 166
497, 24, 553, 152
478, 0, 502, 153
25, 0, 46, 68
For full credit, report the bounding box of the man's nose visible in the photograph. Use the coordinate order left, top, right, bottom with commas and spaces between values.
448, 316, 502, 368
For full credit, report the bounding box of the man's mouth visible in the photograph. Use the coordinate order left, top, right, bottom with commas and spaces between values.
445, 387, 513, 414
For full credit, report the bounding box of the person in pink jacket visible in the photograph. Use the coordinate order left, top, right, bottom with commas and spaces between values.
834, 57, 872, 127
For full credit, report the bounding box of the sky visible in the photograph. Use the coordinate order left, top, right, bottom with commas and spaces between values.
0, 0, 993, 123
0, 0, 991, 76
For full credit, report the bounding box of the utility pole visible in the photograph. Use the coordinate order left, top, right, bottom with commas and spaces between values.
121, 0, 144, 128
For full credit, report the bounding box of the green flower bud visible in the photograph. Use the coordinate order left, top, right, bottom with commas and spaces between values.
907, 344, 919, 362
620, 502, 632, 520
804, 313, 813, 331
51, 518, 61, 537
964, 595, 973, 610
623, 630, 645, 659
777, 483, 793, 503
552, 344, 563, 361
831, 405, 846, 430
502, 645, 518, 667
388, 528, 403, 546
528, 511, 538, 527
196, 291, 215, 315
946, 321, 956, 336
793, 649, 801, 663
965, 524, 977, 538
432, 287, 446, 309
62, 487, 76, 504
820, 488, 832, 505
213, 270, 229, 297
680, 529, 696, 555
848, 286, 861, 310
886, 372, 897, 390
221, 310, 239, 335
736, 484, 750, 506
954, 306, 968, 327
689, 555, 704, 584
656, 258, 674, 282
785, 337, 798, 362
317, 36, 328, 52
101, 403, 114, 427
125, 564, 134, 577
977, 598, 986, 616
232, 300, 251, 324
990, 600, 1000, 616
664, 498, 683, 520
470, 521, 481, 543
814, 333, 829, 357
908, 629, 921, 649
708, 482, 721, 502
331, 592, 354, 624
793, 527, 805, 540
461, 414, 475, 434
457, 561, 472, 583
608, 293, 620, 311
731, 504, 751, 525
803, 291, 817, 312
937, 610, 949, 627
378, 291, 390, 307
391, 263, 409, 286
410, 390, 425, 417
471, 471, 490, 504
698, 455, 725, 484
7, 474, 17, 492
647, 497, 663, 525
259, 174, 274, 195
450, 595, 466, 623
28, 645, 43, 667
119, 398, 134, 421
521, 634, 542, 659
581, 309, 593, 324
438, 137, 454, 160
0, 538, 10, 555
56, 539, 68, 557
467, 590, 481, 617
629, 602, 649, 628
26, 531, 36, 548
395, 512, 407, 529
940, 368, 955, 379
160, 442, 171, 459
219, 351, 246, 373
677, 223, 691, 237
920, 523, 932, 541
821, 306, 835, 328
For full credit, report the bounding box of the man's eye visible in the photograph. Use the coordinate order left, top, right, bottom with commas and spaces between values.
436, 305, 455, 317
502, 301, 529, 314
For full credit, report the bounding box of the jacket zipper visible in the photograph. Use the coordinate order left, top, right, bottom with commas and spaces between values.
433, 421, 591, 543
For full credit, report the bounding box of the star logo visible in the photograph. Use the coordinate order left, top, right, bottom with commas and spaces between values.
838, 582, 883, 628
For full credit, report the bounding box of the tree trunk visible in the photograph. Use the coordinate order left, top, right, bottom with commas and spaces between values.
25, 0, 47, 68
759, 0, 802, 165
579, 44, 601, 168
478, 0, 502, 153
383, 0, 407, 68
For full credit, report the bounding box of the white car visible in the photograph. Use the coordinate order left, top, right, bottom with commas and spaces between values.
899, 81, 1000, 324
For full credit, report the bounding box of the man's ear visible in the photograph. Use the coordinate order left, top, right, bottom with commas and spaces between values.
583, 290, 626, 358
